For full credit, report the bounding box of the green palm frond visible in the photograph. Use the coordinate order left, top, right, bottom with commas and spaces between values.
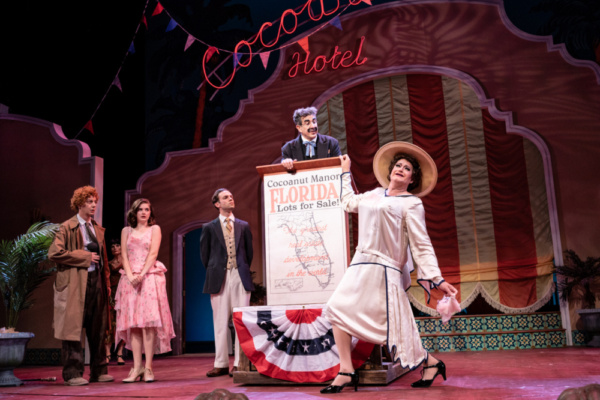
555, 249, 600, 309
0, 221, 59, 329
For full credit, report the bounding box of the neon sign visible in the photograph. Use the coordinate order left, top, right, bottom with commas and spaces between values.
287, 35, 367, 77
202, 0, 370, 89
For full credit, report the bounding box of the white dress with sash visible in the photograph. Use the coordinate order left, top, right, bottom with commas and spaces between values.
324, 173, 444, 369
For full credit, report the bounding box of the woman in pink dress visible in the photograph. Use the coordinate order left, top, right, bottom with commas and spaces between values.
115, 198, 175, 383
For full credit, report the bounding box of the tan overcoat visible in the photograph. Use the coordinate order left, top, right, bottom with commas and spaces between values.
47, 215, 111, 341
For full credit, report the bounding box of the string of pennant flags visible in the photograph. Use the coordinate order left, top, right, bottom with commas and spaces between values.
74, 0, 150, 138
77, 0, 371, 138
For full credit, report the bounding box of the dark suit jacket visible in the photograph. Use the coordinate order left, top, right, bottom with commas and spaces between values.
281, 134, 341, 161
200, 216, 254, 294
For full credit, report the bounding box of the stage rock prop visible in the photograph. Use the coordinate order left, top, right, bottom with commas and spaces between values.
194, 389, 249, 400
557, 383, 600, 400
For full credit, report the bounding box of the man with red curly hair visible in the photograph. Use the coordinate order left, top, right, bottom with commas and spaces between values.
48, 186, 113, 386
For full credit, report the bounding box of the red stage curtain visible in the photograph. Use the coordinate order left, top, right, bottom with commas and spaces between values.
407, 74, 461, 306
318, 74, 555, 314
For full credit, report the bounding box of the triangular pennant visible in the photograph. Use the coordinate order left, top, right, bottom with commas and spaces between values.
259, 52, 270, 69
113, 76, 122, 92
152, 2, 164, 16
233, 53, 242, 68
205, 46, 217, 61
166, 18, 177, 32
141, 15, 147, 28
297, 37, 309, 53
184, 35, 195, 51
330, 16, 343, 30
84, 120, 94, 135
361, 0, 372, 5
128, 42, 136, 54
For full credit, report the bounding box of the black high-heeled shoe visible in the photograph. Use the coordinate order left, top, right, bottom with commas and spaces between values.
320, 371, 359, 394
411, 360, 446, 388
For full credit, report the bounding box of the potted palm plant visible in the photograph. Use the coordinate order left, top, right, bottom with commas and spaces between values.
0, 221, 58, 386
555, 249, 600, 347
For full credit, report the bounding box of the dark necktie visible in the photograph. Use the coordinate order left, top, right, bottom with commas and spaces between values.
85, 222, 99, 253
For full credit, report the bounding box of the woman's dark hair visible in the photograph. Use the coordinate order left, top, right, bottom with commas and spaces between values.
109, 238, 120, 246
127, 198, 156, 228
387, 153, 422, 192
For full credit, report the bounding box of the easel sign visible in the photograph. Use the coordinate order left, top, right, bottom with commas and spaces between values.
256, 159, 349, 305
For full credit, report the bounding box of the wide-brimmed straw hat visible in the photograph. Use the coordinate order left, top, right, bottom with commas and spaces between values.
372, 141, 438, 198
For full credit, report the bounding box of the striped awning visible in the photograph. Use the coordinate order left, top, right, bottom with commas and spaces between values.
318, 74, 555, 314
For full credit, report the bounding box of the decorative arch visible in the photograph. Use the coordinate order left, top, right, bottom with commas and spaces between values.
0, 109, 104, 349
313, 69, 559, 314
171, 219, 209, 355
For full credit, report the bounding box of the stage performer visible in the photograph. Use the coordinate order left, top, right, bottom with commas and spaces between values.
200, 188, 254, 378
321, 142, 458, 394
48, 186, 114, 386
281, 106, 341, 170
114, 198, 175, 383
105, 239, 126, 365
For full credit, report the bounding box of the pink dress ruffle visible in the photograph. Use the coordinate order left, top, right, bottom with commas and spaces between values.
114, 226, 175, 354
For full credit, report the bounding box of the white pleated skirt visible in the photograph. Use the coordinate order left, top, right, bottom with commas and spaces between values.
324, 261, 427, 369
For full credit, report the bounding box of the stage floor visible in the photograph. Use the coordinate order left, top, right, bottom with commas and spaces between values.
2, 347, 599, 399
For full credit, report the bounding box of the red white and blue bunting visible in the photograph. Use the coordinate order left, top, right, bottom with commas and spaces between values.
233, 304, 374, 383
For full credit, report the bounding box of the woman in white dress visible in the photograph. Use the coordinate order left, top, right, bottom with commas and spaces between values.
321, 142, 458, 394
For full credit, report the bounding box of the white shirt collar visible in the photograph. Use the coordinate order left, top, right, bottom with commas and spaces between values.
76, 214, 91, 226
219, 214, 235, 224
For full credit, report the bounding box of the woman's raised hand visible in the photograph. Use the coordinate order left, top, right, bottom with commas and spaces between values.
340, 154, 351, 173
